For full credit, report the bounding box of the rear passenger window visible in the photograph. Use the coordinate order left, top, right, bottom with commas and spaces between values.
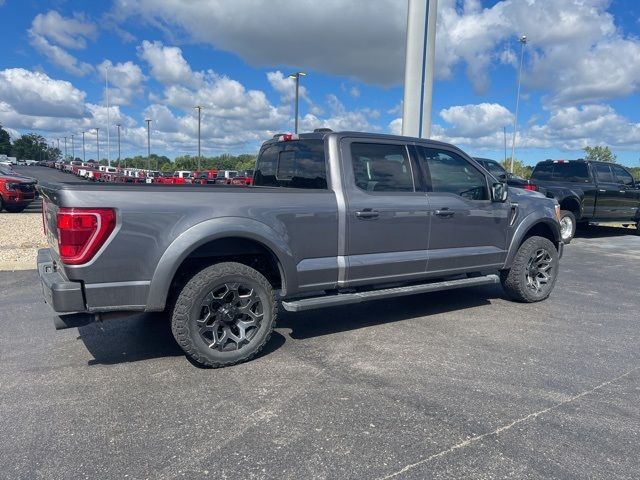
421, 148, 489, 200
611, 165, 635, 187
351, 143, 415, 192
594, 164, 614, 183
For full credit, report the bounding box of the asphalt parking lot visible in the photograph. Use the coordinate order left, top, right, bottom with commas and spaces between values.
0, 222, 638, 480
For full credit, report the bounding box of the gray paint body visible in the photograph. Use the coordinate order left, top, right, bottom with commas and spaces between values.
38, 132, 561, 314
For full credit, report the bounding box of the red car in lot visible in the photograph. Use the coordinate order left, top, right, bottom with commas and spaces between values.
0, 166, 37, 212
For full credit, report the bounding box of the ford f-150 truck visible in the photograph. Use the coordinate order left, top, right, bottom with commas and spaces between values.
0, 166, 37, 212
530, 159, 640, 242
38, 131, 563, 368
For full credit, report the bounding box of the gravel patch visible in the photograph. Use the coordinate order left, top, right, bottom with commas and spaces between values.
0, 213, 47, 271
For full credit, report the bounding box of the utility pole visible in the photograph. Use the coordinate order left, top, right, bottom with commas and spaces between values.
145, 119, 152, 171
503, 126, 507, 163
63, 136, 67, 161
510, 35, 528, 173
402, 0, 438, 138
194, 105, 202, 170
106, 65, 111, 167
82, 131, 86, 162
71, 134, 75, 162
95, 128, 100, 163
288, 72, 306, 134
116, 124, 121, 168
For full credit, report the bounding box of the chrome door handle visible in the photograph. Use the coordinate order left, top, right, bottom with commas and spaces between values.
434, 209, 455, 217
598, 189, 606, 192
355, 209, 379, 219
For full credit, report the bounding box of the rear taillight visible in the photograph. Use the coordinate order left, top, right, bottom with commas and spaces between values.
523, 183, 538, 191
56, 208, 116, 265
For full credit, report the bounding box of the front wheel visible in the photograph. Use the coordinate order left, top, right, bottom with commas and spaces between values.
500, 236, 559, 303
171, 262, 277, 368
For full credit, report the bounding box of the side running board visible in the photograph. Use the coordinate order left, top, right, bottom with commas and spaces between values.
281, 274, 499, 312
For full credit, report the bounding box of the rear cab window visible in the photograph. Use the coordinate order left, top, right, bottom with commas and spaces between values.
254, 139, 327, 189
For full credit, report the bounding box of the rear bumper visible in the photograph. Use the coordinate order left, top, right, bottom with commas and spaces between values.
37, 249, 85, 313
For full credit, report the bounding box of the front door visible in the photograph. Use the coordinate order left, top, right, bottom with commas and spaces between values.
416, 147, 511, 275
341, 139, 431, 286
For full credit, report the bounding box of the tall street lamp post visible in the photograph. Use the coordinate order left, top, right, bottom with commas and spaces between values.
145, 119, 152, 171
95, 128, 100, 163
82, 131, 86, 163
288, 72, 306, 134
116, 124, 121, 168
510, 35, 528, 173
71, 134, 75, 162
194, 105, 202, 171
63, 136, 67, 161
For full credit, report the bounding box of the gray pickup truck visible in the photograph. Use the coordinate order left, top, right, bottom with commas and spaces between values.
38, 131, 563, 367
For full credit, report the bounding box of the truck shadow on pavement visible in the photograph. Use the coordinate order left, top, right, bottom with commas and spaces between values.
574, 224, 637, 239
77, 285, 498, 366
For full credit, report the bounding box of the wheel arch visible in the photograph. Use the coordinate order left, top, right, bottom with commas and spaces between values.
146, 217, 297, 312
504, 214, 561, 269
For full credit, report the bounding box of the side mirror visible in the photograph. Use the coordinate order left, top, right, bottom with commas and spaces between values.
491, 182, 508, 202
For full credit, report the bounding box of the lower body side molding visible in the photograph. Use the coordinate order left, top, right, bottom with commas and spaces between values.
282, 274, 499, 312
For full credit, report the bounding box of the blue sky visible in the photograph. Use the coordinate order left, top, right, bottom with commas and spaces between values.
0, 0, 639, 167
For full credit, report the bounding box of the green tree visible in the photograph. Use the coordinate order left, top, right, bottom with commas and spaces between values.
501, 158, 533, 179
0, 125, 11, 156
583, 145, 616, 163
11, 133, 50, 161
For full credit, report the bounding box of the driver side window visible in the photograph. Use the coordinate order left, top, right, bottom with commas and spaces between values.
420, 148, 489, 200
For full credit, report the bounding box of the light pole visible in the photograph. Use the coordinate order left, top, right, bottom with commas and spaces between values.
71, 134, 75, 162
510, 35, 528, 173
145, 119, 152, 171
288, 72, 306, 134
95, 128, 100, 163
81, 131, 86, 162
194, 106, 202, 171
116, 124, 121, 168
63, 136, 67, 161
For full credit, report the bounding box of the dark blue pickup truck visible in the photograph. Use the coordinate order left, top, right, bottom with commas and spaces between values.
38, 131, 563, 368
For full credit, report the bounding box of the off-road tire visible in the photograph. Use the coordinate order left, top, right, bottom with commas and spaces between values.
559, 210, 576, 243
500, 236, 559, 303
171, 262, 277, 368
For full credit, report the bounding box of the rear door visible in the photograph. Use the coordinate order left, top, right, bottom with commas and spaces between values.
611, 164, 640, 219
417, 146, 510, 274
340, 138, 430, 286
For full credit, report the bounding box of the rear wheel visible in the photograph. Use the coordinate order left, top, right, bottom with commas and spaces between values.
171, 262, 277, 368
559, 210, 576, 243
501, 236, 559, 303
4, 205, 27, 213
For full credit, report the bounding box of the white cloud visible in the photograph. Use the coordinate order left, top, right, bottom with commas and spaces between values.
266, 71, 311, 105
439, 103, 513, 138
299, 94, 378, 133
29, 34, 94, 76
28, 11, 96, 76
97, 60, 146, 105
0, 68, 88, 118
30, 10, 97, 49
138, 40, 201, 87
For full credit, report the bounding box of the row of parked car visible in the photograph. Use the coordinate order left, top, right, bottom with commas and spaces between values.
48, 160, 255, 186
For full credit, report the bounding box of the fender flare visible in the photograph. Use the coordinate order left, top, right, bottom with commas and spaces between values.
145, 217, 297, 311
545, 187, 584, 218
504, 211, 561, 269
